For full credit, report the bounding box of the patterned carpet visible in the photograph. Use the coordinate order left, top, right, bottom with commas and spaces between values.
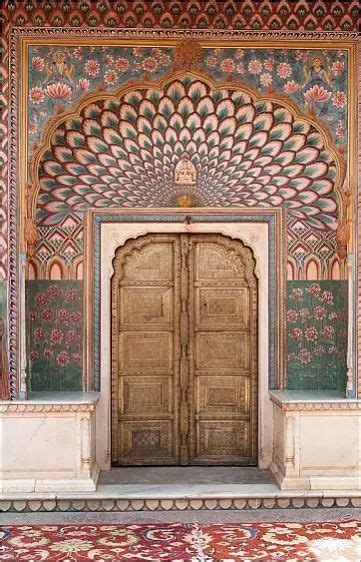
0, 521, 360, 561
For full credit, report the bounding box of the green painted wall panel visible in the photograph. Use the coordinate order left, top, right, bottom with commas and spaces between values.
286, 280, 348, 391
26, 280, 83, 391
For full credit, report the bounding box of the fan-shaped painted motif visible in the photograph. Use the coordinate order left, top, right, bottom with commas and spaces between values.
37, 77, 338, 230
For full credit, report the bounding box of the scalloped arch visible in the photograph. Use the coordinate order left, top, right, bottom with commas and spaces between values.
29, 71, 346, 232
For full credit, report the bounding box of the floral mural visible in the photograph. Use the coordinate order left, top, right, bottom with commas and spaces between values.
0, 2, 356, 400
28, 46, 173, 156
26, 44, 348, 284
24, 41, 349, 393
28, 46, 348, 158
203, 47, 347, 147
286, 281, 348, 391
26, 281, 83, 391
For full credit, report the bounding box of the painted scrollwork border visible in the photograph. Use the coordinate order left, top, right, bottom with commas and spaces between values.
9, 27, 360, 41
7, 27, 358, 399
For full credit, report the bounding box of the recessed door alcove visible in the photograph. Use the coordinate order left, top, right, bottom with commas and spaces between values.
111, 232, 258, 466
90, 209, 284, 471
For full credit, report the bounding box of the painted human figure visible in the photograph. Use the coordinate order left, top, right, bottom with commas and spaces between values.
45, 51, 74, 85
302, 56, 331, 89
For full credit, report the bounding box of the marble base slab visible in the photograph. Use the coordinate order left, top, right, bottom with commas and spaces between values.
0, 392, 100, 493
0, 464, 100, 494
269, 392, 361, 491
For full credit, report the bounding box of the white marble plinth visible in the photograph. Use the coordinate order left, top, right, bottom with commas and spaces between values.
269, 391, 361, 491
0, 392, 100, 493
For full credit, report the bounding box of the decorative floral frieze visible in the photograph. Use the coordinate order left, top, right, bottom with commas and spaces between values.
28, 45, 348, 154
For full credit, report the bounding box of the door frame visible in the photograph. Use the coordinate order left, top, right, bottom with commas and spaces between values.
84, 208, 286, 471
110, 232, 259, 466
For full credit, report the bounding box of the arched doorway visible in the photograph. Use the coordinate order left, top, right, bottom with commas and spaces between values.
111, 232, 258, 466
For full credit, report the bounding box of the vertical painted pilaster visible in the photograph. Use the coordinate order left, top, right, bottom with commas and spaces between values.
346, 253, 356, 398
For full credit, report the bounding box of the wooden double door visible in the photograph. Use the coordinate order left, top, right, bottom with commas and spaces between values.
111, 233, 258, 466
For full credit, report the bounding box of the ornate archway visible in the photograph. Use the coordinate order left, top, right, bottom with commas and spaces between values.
26, 71, 347, 279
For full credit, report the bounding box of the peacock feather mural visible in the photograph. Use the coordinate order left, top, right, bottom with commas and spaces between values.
36, 76, 340, 234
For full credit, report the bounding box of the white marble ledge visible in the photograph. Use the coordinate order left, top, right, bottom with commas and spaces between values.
0, 485, 360, 501
269, 390, 361, 410
0, 392, 100, 413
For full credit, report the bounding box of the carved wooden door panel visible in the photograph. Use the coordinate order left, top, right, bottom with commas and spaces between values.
187, 235, 258, 466
111, 235, 181, 465
112, 233, 257, 466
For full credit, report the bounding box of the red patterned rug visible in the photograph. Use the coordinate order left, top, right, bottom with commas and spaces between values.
0, 521, 359, 561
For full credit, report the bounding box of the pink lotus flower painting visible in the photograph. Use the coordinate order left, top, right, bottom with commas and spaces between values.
32, 56, 45, 71
26, 281, 82, 391
287, 281, 347, 392
45, 82, 72, 102
29, 87, 45, 105
304, 85, 331, 103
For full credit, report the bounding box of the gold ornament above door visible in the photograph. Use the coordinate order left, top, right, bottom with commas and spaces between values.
111, 233, 258, 466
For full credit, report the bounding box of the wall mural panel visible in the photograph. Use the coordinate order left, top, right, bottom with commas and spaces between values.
36, 76, 340, 228
1, 1, 359, 281
22, 41, 354, 394
27, 55, 348, 283
286, 280, 348, 391
28, 46, 348, 156
1, 13, 356, 397
26, 280, 83, 391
